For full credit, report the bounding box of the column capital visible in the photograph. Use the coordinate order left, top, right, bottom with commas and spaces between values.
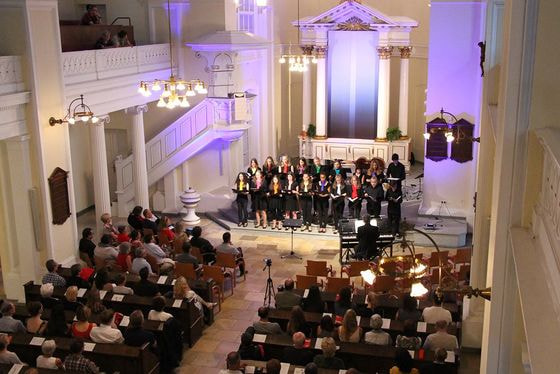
94, 114, 111, 126
300, 45, 314, 55
377, 46, 394, 59
314, 46, 328, 58
125, 105, 148, 115
399, 46, 413, 59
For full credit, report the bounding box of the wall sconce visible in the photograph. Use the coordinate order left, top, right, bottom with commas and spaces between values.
423, 108, 480, 144
49, 94, 98, 126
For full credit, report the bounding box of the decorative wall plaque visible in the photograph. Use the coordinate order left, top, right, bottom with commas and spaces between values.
451, 119, 475, 163
48, 167, 71, 225
425, 117, 449, 162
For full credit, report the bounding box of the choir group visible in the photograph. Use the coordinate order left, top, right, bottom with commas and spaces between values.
232, 154, 407, 236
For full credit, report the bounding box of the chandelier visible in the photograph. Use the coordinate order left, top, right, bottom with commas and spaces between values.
138, 0, 207, 109
279, 0, 317, 72
49, 94, 99, 126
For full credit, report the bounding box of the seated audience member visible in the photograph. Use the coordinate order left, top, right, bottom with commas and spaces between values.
190, 226, 216, 263
313, 337, 345, 370
131, 248, 153, 275
358, 291, 384, 318
317, 314, 335, 338
67, 264, 90, 289
113, 274, 134, 295
133, 267, 160, 297
64, 286, 83, 311
124, 310, 156, 347
71, 306, 96, 340
430, 348, 451, 374
26, 301, 46, 335
117, 225, 130, 243
45, 303, 70, 337
334, 286, 353, 317
40, 283, 59, 309
287, 306, 311, 337
170, 276, 216, 310
390, 348, 420, 374
174, 222, 189, 243
422, 293, 452, 324
282, 332, 314, 366
64, 339, 100, 373
266, 359, 281, 374
42, 259, 66, 287
337, 309, 362, 343
0, 334, 23, 364
95, 234, 119, 264
116, 242, 133, 271
365, 314, 392, 345
237, 327, 264, 361
143, 234, 173, 272
36, 340, 63, 369
219, 351, 243, 374
148, 296, 173, 321
130, 230, 143, 249
395, 319, 422, 350
252, 306, 282, 335
159, 318, 183, 372
0, 303, 26, 333
175, 242, 199, 267
79, 228, 96, 266
86, 289, 106, 316
90, 309, 124, 343
94, 268, 115, 292
215, 232, 246, 274
81, 4, 101, 25
100, 213, 118, 240
158, 216, 176, 241
275, 279, 301, 310
113, 30, 133, 47
127, 206, 144, 232
305, 363, 319, 374
94, 30, 113, 49
423, 320, 459, 351
396, 295, 422, 323
301, 285, 325, 313
142, 208, 159, 232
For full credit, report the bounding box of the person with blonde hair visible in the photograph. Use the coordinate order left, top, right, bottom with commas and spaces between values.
64, 286, 82, 311
171, 276, 216, 310
313, 337, 345, 370
337, 309, 362, 343
100, 213, 118, 241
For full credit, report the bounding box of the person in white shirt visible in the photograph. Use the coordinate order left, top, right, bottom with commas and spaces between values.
131, 248, 154, 275
36, 340, 63, 369
112, 274, 134, 295
90, 309, 124, 344
364, 314, 392, 346
422, 320, 459, 351
421, 294, 452, 324
94, 234, 118, 262
218, 351, 244, 374
148, 296, 173, 321
215, 232, 246, 274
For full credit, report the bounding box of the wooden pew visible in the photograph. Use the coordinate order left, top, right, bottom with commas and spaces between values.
0, 363, 82, 373
256, 334, 459, 374
23, 282, 203, 347
241, 360, 340, 374
8, 333, 158, 374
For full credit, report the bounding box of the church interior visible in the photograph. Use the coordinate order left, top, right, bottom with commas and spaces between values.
0, 0, 558, 372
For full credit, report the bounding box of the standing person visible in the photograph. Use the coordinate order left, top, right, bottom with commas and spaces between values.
277, 155, 294, 181
251, 170, 268, 229
283, 172, 299, 224
347, 175, 363, 219
314, 173, 331, 233
246, 158, 261, 217
386, 153, 406, 191
329, 160, 346, 182
330, 174, 347, 234
299, 173, 314, 232
295, 158, 309, 183
354, 167, 366, 186
363, 176, 384, 218
268, 175, 284, 230
309, 157, 326, 183
386, 181, 403, 237
234, 172, 250, 227
262, 156, 276, 185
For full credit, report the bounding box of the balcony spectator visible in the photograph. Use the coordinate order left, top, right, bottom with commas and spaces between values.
100, 213, 118, 241
117, 225, 130, 243
95, 234, 118, 265
219, 352, 243, 374
158, 216, 175, 242
86, 289, 106, 316
266, 359, 281, 374
81, 4, 101, 25
40, 283, 60, 309
301, 285, 325, 314
429, 348, 451, 374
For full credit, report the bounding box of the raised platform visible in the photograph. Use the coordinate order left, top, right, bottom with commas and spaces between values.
412, 216, 468, 248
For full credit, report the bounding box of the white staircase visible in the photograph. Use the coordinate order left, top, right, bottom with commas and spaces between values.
114, 97, 252, 217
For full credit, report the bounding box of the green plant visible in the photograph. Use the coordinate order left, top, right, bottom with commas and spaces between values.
307, 123, 316, 138
386, 127, 402, 141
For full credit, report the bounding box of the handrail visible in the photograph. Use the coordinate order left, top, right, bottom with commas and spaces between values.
110, 16, 132, 26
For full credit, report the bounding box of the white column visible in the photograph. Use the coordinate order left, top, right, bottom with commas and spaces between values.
126, 105, 150, 209
163, 169, 179, 213
376, 46, 393, 140
398, 46, 412, 138
181, 161, 189, 191
302, 47, 313, 133
315, 46, 328, 139
89, 117, 111, 232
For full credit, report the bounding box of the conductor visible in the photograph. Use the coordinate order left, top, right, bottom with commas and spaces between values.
355, 214, 380, 260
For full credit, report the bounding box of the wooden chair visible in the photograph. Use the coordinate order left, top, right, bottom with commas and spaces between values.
172, 237, 185, 257
202, 264, 232, 300
215, 252, 243, 287
296, 275, 322, 290
191, 247, 215, 265
325, 277, 350, 293
175, 262, 198, 281
306, 260, 334, 277
372, 275, 396, 293
452, 248, 472, 266
428, 251, 449, 268
340, 261, 371, 286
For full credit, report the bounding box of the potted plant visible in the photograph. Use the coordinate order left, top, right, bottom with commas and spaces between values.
386, 127, 402, 142
307, 123, 316, 138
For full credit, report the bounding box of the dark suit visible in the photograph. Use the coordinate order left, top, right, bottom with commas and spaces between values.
356, 223, 380, 259
387, 161, 406, 190
282, 346, 315, 366
331, 183, 347, 229
386, 189, 402, 236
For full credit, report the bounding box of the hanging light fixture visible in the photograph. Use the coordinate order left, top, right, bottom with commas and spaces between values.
49, 95, 99, 126
279, 0, 317, 72
138, 0, 207, 109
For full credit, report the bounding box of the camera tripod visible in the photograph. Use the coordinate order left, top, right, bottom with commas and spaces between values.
263, 262, 275, 307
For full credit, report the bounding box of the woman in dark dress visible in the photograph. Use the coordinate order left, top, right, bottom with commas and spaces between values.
331, 174, 347, 234
246, 158, 261, 215
251, 170, 268, 229
363, 176, 385, 218
234, 172, 250, 227
299, 173, 314, 232
365, 159, 386, 184
262, 156, 276, 186
277, 155, 295, 182
354, 167, 366, 186
283, 172, 299, 225
314, 173, 331, 233
301, 285, 326, 314
295, 157, 309, 183
268, 175, 284, 230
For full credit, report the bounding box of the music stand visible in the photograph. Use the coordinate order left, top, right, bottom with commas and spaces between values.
281, 218, 303, 260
